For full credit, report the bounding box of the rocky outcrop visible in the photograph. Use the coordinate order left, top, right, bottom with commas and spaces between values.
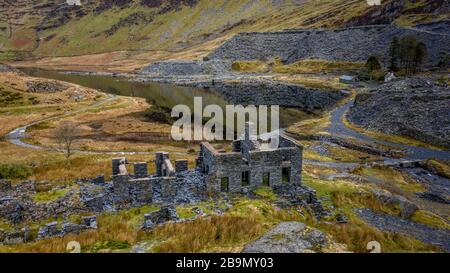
37, 216, 97, 240
347, 77, 450, 149
26, 80, 69, 93
243, 222, 329, 253
372, 189, 418, 219
142, 205, 179, 230
207, 25, 449, 65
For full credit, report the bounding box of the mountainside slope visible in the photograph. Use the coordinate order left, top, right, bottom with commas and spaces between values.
0, 0, 448, 68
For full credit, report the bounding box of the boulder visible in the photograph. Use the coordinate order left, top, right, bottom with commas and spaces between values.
61, 222, 83, 235
372, 189, 418, 219
384, 72, 396, 82
0, 198, 24, 224
26, 80, 69, 93
243, 222, 327, 253
142, 205, 179, 230
81, 215, 98, 229
37, 222, 59, 240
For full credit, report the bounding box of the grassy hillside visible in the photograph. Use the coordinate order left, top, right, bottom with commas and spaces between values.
0, 0, 447, 64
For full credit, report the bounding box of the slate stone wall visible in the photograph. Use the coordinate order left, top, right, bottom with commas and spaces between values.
133, 162, 148, 178
199, 134, 303, 194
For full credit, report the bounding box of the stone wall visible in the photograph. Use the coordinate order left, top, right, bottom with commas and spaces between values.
112, 174, 131, 207
130, 178, 153, 205
133, 162, 148, 178
208, 25, 450, 65
199, 133, 303, 194
175, 160, 189, 173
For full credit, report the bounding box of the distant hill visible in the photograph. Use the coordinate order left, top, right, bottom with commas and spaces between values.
0, 0, 448, 62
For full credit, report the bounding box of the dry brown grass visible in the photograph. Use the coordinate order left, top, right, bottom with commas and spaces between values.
273, 59, 364, 74
423, 160, 450, 179
333, 191, 400, 216
142, 197, 304, 253
0, 140, 196, 183
316, 215, 438, 253
231, 60, 269, 73
287, 114, 331, 137
273, 75, 349, 90
302, 173, 438, 252
147, 215, 263, 253
0, 71, 197, 182
0, 71, 105, 137
10, 35, 231, 73
353, 166, 426, 194
0, 72, 101, 104
21, 92, 195, 154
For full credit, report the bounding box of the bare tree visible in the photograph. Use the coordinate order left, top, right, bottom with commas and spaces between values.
54, 121, 80, 161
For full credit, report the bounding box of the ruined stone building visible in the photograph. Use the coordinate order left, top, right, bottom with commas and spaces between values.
110, 122, 303, 207
111, 153, 189, 207
197, 123, 303, 193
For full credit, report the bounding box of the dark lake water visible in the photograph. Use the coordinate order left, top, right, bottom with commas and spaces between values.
20, 68, 308, 128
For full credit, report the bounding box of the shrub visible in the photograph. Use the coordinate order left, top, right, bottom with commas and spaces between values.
144, 104, 174, 124
366, 56, 382, 73
357, 70, 386, 82
436, 51, 449, 69
0, 164, 32, 179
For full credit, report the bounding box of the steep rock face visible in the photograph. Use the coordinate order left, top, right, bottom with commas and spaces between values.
207, 25, 450, 65
347, 77, 450, 149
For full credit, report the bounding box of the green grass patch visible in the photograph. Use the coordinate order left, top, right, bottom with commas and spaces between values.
176, 206, 197, 219
253, 186, 278, 201
411, 210, 450, 230
0, 218, 15, 232
0, 164, 32, 179
33, 188, 70, 203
